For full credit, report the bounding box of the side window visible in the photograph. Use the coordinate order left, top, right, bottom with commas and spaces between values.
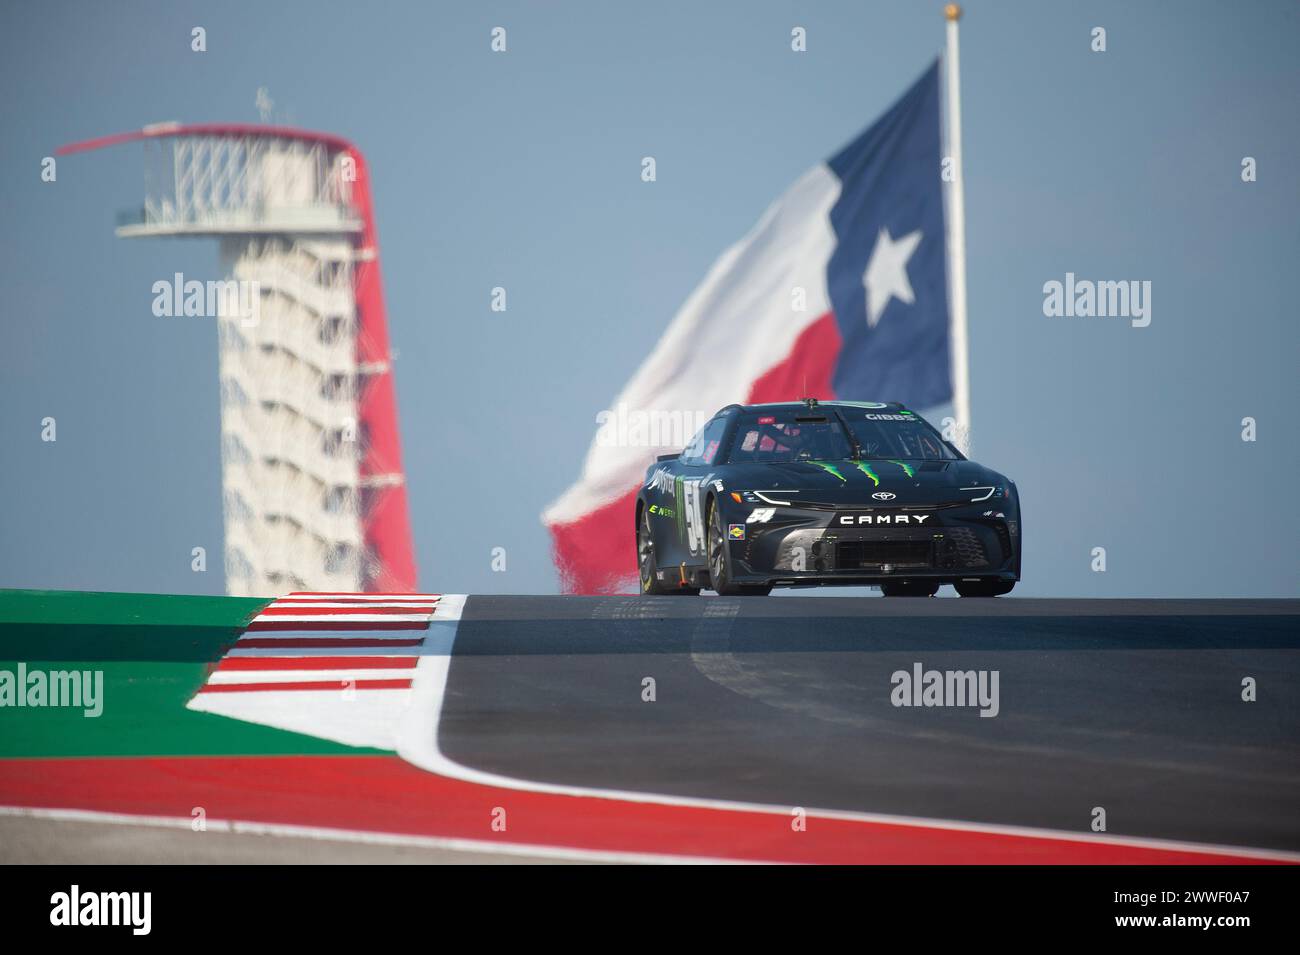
681, 418, 727, 466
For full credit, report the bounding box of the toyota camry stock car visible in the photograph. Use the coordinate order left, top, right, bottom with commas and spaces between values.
635, 400, 1020, 597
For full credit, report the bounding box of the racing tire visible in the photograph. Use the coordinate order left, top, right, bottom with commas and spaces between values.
707, 498, 771, 596
954, 580, 1016, 598
637, 505, 699, 595
880, 581, 941, 597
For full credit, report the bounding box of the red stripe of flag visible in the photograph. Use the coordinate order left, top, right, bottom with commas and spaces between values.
216, 656, 419, 671
198, 678, 414, 693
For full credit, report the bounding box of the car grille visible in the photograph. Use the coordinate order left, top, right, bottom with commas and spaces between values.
835, 539, 932, 570
936, 526, 990, 568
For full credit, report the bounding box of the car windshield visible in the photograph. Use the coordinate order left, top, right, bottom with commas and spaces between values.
728, 413, 855, 464
842, 412, 956, 461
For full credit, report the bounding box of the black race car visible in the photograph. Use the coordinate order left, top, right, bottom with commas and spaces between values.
635, 400, 1020, 597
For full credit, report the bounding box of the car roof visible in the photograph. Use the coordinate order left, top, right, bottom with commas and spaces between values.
718, 400, 909, 415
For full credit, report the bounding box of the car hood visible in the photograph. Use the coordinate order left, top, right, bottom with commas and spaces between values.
716, 459, 1008, 506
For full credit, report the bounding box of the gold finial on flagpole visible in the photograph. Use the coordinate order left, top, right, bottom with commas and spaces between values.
944, 3, 962, 21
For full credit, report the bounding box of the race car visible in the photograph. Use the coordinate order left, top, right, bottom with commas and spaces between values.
635, 399, 1020, 597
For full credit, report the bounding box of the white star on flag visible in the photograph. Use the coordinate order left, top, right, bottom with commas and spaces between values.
862, 227, 923, 327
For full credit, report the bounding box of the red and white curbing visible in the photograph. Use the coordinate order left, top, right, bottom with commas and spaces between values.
187, 593, 444, 750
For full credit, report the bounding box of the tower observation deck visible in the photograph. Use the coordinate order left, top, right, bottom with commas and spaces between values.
59, 123, 417, 596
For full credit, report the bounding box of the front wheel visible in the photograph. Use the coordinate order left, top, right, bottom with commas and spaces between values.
954, 580, 1016, 597
638, 505, 698, 595
707, 499, 770, 596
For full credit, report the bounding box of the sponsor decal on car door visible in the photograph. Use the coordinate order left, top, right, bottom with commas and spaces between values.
672, 474, 709, 558
684, 478, 709, 557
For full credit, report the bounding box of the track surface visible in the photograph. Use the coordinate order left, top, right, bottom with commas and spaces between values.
0, 816, 565, 865
3, 593, 1297, 862
439, 596, 1300, 852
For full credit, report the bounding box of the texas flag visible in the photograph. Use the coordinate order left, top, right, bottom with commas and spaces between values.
545, 61, 954, 593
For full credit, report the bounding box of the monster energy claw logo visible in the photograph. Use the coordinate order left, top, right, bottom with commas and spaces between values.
808, 461, 846, 482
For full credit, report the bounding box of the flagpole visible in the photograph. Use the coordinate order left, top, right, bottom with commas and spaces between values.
944, 3, 971, 454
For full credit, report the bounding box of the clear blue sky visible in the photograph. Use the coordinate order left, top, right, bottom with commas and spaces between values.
1, 0, 1296, 597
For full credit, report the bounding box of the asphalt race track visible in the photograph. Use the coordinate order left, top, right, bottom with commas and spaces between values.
440, 596, 1300, 853
3, 593, 1298, 863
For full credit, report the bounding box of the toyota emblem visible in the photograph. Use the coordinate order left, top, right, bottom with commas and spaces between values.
872, 491, 896, 501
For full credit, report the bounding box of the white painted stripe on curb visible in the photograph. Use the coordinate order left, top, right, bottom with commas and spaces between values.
189, 688, 414, 749
236, 629, 430, 641
285, 593, 440, 601
207, 669, 417, 686
227, 643, 446, 659
249, 614, 433, 625
257, 605, 436, 613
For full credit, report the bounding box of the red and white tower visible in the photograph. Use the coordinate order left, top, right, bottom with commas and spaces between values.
59, 123, 417, 596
